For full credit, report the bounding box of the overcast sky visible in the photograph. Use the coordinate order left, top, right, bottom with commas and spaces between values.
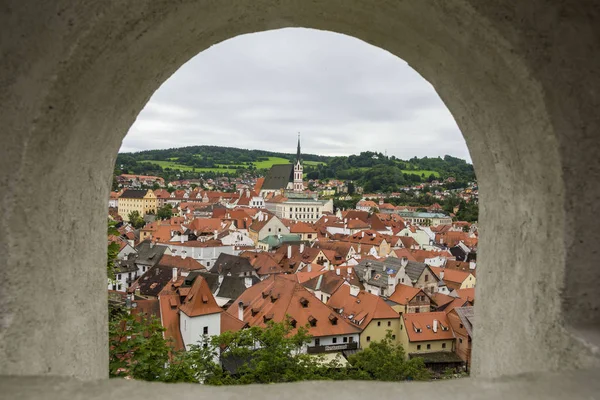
121, 28, 470, 162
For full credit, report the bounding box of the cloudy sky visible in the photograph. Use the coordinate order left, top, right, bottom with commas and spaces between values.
121, 28, 470, 162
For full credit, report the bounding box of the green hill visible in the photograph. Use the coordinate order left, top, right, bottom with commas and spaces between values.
116, 146, 475, 191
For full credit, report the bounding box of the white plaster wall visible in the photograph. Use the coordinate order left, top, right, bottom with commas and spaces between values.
179, 312, 221, 350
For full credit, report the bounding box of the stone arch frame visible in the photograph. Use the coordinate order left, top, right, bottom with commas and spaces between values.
1, 0, 599, 386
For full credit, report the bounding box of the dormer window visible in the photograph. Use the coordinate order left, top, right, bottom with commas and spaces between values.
263, 313, 274, 323
308, 315, 317, 327
262, 289, 271, 299
299, 297, 309, 308
202, 295, 208, 304
270, 293, 280, 303
329, 314, 338, 325
290, 319, 297, 328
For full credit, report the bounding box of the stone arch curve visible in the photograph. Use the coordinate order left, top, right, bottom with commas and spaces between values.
1, 0, 599, 382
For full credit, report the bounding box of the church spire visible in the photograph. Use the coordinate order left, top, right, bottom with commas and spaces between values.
296, 132, 301, 163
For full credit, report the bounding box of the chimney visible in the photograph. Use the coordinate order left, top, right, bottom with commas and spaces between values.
336, 268, 340, 276
213, 230, 218, 240
307, 264, 312, 272
299, 243, 305, 253
218, 274, 224, 285
361, 231, 364, 238
433, 319, 438, 333
181, 251, 187, 260
440, 271, 445, 280
238, 301, 244, 321
349, 285, 360, 297
149, 241, 155, 248
172, 267, 177, 282
287, 245, 292, 259
347, 267, 352, 275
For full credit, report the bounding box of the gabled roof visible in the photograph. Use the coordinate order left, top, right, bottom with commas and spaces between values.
158, 254, 206, 271
429, 266, 472, 285
179, 276, 222, 317
261, 164, 294, 190
402, 312, 454, 342
454, 306, 475, 338
209, 253, 255, 275
133, 265, 178, 298
221, 311, 247, 333
302, 270, 346, 295
327, 285, 399, 328
226, 275, 360, 337
388, 284, 425, 305
289, 221, 317, 234
135, 240, 168, 266
120, 189, 150, 199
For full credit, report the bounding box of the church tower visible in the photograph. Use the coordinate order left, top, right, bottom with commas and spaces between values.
293, 134, 303, 192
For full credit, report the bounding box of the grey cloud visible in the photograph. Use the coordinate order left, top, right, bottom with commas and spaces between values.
122, 28, 470, 162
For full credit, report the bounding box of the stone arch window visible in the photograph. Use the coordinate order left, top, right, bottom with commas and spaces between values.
1, 1, 599, 398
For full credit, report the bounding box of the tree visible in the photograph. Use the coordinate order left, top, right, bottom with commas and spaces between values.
107, 220, 120, 280
128, 210, 146, 229
157, 204, 173, 220
109, 305, 171, 380
347, 331, 431, 381
347, 181, 355, 195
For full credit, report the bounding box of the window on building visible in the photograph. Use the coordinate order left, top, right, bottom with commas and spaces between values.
377, 321, 381, 326
315, 338, 320, 346
392, 335, 396, 340
459, 338, 463, 344
417, 344, 421, 350
332, 337, 337, 344
343, 337, 348, 343
203, 326, 208, 335
268, 228, 271, 232
117, 274, 121, 280
366, 336, 371, 342
349, 337, 354, 343
387, 321, 391, 327
424, 275, 429, 282
442, 343, 446, 349
427, 344, 431, 350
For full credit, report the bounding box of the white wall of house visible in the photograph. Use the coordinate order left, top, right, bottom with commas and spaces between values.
220, 231, 255, 247
257, 217, 289, 241
179, 311, 221, 350
168, 244, 238, 269
306, 333, 360, 349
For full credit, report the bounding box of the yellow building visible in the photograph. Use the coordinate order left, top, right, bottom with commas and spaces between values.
118, 189, 157, 221
327, 285, 401, 349
398, 312, 455, 357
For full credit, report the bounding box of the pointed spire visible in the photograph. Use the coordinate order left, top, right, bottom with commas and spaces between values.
296, 132, 301, 163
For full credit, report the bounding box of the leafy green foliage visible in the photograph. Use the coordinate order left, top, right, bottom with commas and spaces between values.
109, 306, 171, 380
347, 331, 431, 381
115, 146, 475, 191
107, 220, 120, 280
108, 313, 431, 385
156, 204, 173, 220
127, 210, 146, 229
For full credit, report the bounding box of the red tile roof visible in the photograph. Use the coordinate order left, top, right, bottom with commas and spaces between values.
402, 312, 454, 342
327, 285, 399, 328
179, 276, 223, 317
226, 275, 360, 337
388, 284, 425, 305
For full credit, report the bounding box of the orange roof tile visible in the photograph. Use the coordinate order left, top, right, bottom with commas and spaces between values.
402, 312, 454, 342
388, 284, 425, 305
328, 285, 399, 328
179, 277, 223, 317
226, 275, 360, 337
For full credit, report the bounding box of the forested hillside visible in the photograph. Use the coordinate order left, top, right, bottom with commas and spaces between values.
116, 146, 475, 191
